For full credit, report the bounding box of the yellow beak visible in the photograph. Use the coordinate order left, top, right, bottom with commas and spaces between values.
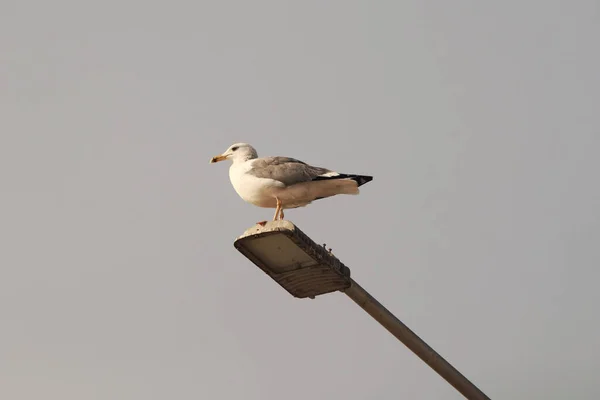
209, 154, 228, 163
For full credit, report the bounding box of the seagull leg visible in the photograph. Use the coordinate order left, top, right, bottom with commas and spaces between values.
279, 209, 285, 220
273, 197, 282, 221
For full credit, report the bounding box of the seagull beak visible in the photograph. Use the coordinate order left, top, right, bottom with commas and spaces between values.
210, 154, 228, 163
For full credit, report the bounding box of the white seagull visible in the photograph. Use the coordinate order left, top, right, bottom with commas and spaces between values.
210, 143, 373, 221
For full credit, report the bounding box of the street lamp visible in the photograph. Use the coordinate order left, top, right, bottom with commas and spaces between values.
234, 221, 490, 400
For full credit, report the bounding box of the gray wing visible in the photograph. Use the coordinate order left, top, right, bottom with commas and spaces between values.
248, 157, 332, 186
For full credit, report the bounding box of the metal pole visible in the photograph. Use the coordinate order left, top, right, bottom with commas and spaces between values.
344, 279, 490, 400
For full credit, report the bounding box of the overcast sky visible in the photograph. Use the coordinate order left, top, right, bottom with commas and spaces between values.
2, 1, 599, 399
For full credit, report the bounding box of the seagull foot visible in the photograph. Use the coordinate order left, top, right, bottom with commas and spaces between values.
256, 221, 267, 226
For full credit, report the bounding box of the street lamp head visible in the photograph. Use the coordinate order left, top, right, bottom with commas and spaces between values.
233, 221, 352, 299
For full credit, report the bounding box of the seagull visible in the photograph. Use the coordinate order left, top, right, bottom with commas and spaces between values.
210, 143, 373, 221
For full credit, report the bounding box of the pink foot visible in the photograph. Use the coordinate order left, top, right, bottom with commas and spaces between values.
256, 221, 267, 226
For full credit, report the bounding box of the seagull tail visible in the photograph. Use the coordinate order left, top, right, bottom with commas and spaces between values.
313, 174, 373, 186
310, 174, 373, 198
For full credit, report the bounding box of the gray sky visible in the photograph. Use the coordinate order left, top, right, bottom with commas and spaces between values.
2, 1, 599, 399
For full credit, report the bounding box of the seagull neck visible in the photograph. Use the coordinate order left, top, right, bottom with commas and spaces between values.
233, 155, 256, 164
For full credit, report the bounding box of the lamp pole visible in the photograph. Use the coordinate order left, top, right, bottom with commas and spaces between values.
344, 279, 490, 400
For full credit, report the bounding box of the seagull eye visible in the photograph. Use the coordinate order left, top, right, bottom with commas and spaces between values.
231, 146, 239, 151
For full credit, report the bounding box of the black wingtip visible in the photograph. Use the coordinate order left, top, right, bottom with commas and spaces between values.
351, 175, 373, 187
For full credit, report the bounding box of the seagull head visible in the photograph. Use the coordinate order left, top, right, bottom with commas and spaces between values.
210, 143, 258, 164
